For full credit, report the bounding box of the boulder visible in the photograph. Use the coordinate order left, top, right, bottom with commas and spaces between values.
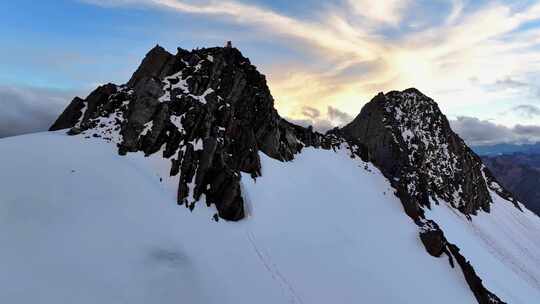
419, 220, 445, 257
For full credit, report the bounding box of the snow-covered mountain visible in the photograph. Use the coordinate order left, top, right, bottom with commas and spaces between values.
2, 45, 540, 304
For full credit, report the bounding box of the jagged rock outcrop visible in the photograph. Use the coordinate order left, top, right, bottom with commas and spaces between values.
127, 45, 175, 88
446, 243, 506, 304
419, 220, 446, 257
341, 88, 519, 220
50, 45, 338, 221
419, 220, 505, 304
50, 83, 118, 133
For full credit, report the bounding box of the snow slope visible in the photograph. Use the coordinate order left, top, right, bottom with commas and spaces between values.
0, 131, 479, 303
426, 193, 540, 303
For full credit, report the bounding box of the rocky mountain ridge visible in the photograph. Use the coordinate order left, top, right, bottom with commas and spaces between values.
340, 89, 519, 220
50, 44, 525, 304
336, 89, 520, 304
50, 45, 342, 220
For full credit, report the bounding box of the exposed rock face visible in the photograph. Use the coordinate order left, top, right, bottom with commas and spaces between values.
49, 84, 118, 132
341, 88, 519, 220
340, 88, 516, 303
418, 220, 505, 304
50, 45, 337, 221
419, 220, 445, 257
446, 243, 506, 304
127, 45, 175, 88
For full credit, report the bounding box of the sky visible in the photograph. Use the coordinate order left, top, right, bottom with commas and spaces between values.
1, 0, 540, 145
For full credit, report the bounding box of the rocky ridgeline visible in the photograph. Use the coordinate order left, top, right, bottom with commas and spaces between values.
340, 88, 516, 304
50, 45, 342, 220
50, 45, 516, 303
341, 88, 519, 220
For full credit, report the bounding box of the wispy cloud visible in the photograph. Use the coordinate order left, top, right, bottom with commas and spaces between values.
290, 105, 353, 133
445, 0, 465, 25
82, 0, 540, 133
495, 77, 528, 89
511, 104, 540, 118
347, 0, 410, 26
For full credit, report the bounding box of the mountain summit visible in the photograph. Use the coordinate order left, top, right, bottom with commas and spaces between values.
341, 89, 518, 220
50, 45, 336, 220
2, 45, 538, 304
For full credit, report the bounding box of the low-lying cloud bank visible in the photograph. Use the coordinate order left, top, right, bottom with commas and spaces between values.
0, 86, 75, 138
450, 116, 540, 146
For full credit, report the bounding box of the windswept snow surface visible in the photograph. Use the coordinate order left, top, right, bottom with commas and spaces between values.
426, 194, 540, 303
0, 132, 492, 303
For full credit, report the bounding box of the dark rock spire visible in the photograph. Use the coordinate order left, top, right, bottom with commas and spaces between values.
341, 88, 519, 220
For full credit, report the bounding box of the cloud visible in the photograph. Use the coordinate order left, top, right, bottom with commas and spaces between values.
450, 116, 540, 146
0, 86, 75, 138
287, 105, 353, 133
327, 106, 353, 125
347, 0, 410, 26
490, 77, 540, 101
514, 124, 540, 136
287, 118, 334, 133
301, 106, 320, 119
511, 104, 540, 118
445, 0, 464, 25
495, 77, 528, 89
75, 0, 540, 145
94, 0, 540, 147
86, 0, 383, 60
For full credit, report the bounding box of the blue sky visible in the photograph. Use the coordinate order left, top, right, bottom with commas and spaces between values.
2, 0, 540, 144
0, 0, 311, 90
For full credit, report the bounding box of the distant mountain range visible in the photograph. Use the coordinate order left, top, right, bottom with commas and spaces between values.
473, 142, 540, 217
472, 142, 540, 156
482, 153, 540, 216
